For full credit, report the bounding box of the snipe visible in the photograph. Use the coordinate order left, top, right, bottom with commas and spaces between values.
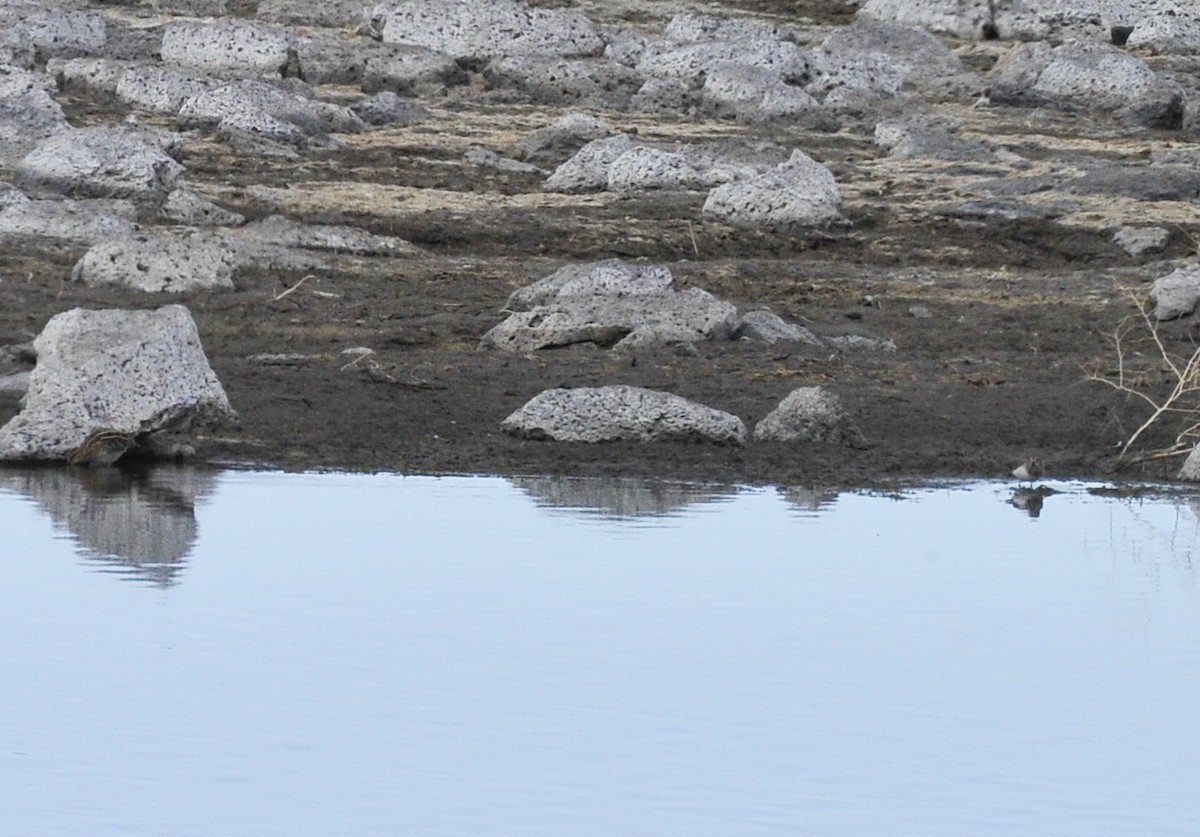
66, 429, 137, 467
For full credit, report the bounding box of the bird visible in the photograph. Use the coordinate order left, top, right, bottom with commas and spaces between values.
66, 429, 137, 467
1011, 457, 1043, 484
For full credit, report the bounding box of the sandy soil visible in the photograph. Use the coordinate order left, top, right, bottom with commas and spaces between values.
3, 1, 1199, 487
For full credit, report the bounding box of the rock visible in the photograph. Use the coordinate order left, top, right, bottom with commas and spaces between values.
989, 40, 1182, 129
0, 305, 236, 462
0, 198, 138, 245
360, 43, 468, 96
826, 334, 897, 352
857, 0, 994, 39
351, 91, 433, 127
6, 9, 106, 61
1179, 443, 1200, 481
160, 188, 246, 226
501, 385, 746, 445
874, 118, 994, 161
233, 214, 421, 256
753, 386, 866, 445
1066, 163, 1200, 201
0, 67, 70, 165
117, 65, 213, 115
543, 134, 633, 193
464, 146, 545, 175
161, 19, 293, 78
1149, 265, 1200, 321
637, 38, 812, 88
15, 126, 184, 203
818, 21, 975, 98
699, 63, 828, 126
509, 112, 612, 164
631, 76, 694, 114
1127, 9, 1200, 54
662, 11, 799, 45
482, 286, 738, 352
734, 309, 823, 346
373, 0, 603, 60
72, 231, 240, 293
504, 259, 674, 312
51, 57, 133, 98
1113, 226, 1170, 258
483, 55, 642, 109
607, 146, 710, 193
0, 182, 27, 210
702, 149, 843, 231
257, 0, 370, 27
178, 80, 366, 137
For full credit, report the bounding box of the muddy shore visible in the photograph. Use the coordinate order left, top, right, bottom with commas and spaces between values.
3, 1, 1200, 487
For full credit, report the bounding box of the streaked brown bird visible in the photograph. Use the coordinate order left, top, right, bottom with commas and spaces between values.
66, 429, 137, 467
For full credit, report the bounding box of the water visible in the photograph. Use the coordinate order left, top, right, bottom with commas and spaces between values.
2, 468, 1199, 836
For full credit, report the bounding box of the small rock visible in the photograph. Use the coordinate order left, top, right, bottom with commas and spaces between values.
15, 126, 184, 202
350, 91, 432, 127
502, 385, 746, 445
1149, 265, 1200, 321
0, 198, 138, 245
160, 189, 246, 226
1113, 226, 1170, 258
753, 386, 867, 446
734, 309, 823, 346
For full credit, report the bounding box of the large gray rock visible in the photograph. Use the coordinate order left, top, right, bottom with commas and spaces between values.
606, 146, 711, 193
989, 39, 1182, 128
662, 11, 800, 45
72, 231, 240, 293
734, 309, 823, 346
161, 19, 294, 77
178, 80, 366, 137
0, 305, 236, 462
4, 9, 106, 60
857, 0, 994, 38
636, 38, 812, 87
483, 55, 642, 109
699, 63, 829, 127
753, 386, 867, 446
117, 65, 214, 115
1127, 8, 1200, 54
702, 149, 843, 231
0, 67, 70, 165
509, 111, 613, 164
482, 287, 738, 352
818, 21, 976, 98
501, 385, 747, 445
503, 259, 674, 312
1149, 265, 1200, 321
257, 0, 369, 26
0, 198, 138, 244
360, 42, 468, 96
160, 188, 246, 226
543, 134, 633, 193
372, 0, 603, 60
15, 127, 184, 202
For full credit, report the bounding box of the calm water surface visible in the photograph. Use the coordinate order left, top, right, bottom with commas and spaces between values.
2, 468, 1199, 835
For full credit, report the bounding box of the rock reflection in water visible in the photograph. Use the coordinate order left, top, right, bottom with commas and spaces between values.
509, 475, 738, 518
0, 465, 217, 586
778, 485, 840, 514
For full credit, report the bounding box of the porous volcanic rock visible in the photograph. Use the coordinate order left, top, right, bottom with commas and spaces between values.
501, 385, 747, 444
371, 0, 604, 60
72, 231, 240, 293
702, 149, 843, 230
161, 19, 294, 77
0, 198, 137, 244
0, 305, 236, 462
15, 126, 184, 202
753, 386, 867, 446
1149, 265, 1200, 321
